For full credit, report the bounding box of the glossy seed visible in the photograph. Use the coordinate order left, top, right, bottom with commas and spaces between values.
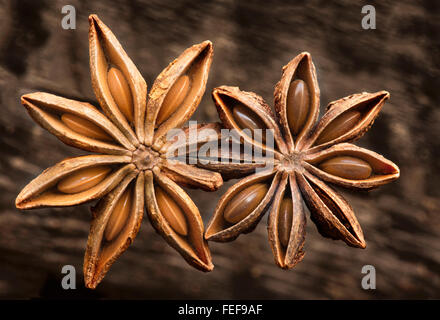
155, 187, 188, 236
61, 113, 113, 141
315, 110, 362, 145
278, 198, 293, 247
57, 166, 111, 194
223, 183, 269, 224
157, 75, 190, 125
104, 187, 132, 242
232, 104, 266, 142
107, 67, 134, 122
286, 79, 310, 135
319, 156, 372, 180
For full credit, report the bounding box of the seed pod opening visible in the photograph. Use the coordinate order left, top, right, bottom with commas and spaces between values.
319, 156, 372, 180
107, 67, 134, 123
15, 155, 133, 210
146, 170, 212, 272
155, 186, 188, 236
297, 172, 365, 248
313, 182, 354, 235
84, 173, 144, 289
158, 53, 204, 127
223, 183, 269, 225
274, 52, 319, 151
309, 91, 390, 149
267, 174, 306, 269
60, 113, 113, 142
304, 143, 400, 189
205, 170, 279, 242
156, 75, 191, 126
148, 41, 213, 146
103, 185, 133, 242
89, 15, 146, 144
57, 166, 112, 194
92, 31, 136, 126
286, 79, 310, 136
278, 197, 293, 248
229, 99, 267, 144
212, 86, 287, 154
314, 110, 362, 146
20, 92, 134, 155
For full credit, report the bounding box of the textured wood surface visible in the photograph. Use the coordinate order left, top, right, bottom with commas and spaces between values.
0, 0, 439, 299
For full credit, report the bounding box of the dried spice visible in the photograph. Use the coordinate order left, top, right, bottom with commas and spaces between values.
198, 52, 400, 269
15, 15, 222, 288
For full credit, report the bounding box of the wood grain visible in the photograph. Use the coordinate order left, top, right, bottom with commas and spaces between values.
0, 0, 439, 299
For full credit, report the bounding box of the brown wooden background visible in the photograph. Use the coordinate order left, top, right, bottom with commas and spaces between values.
0, 0, 439, 299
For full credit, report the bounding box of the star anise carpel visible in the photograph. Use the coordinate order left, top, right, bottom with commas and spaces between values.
199, 52, 400, 269
15, 14, 222, 288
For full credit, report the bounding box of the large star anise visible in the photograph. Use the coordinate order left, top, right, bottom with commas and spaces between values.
15, 15, 222, 288
198, 52, 400, 268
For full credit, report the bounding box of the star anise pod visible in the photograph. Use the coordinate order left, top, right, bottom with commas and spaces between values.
198, 52, 400, 268
15, 15, 222, 288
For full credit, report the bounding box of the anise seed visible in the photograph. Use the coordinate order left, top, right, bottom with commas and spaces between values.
232, 104, 266, 142
61, 113, 113, 141
107, 67, 134, 123
319, 156, 372, 180
57, 166, 111, 194
315, 110, 362, 145
157, 75, 190, 125
278, 198, 293, 247
223, 183, 268, 224
155, 187, 188, 236
287, 79, 310, 135
104, 187, 132, 241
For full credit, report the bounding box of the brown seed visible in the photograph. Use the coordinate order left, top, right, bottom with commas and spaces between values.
278, 198, 293, 247
157, 75, 190, 125
107, 67, 134, 122
223, 183, 268, 224
319, 156, 372, 180
57, 166, 111, 194
315, 110, 362, 145
286, 79, 310, 135
232, 103, 266, 142
61, 113, 113, 142
104, 187, 132, 242
155, 187, 188, 236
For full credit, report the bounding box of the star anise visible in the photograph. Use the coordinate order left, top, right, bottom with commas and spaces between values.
197, 52, 400, 268
15, 15, 222, 288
